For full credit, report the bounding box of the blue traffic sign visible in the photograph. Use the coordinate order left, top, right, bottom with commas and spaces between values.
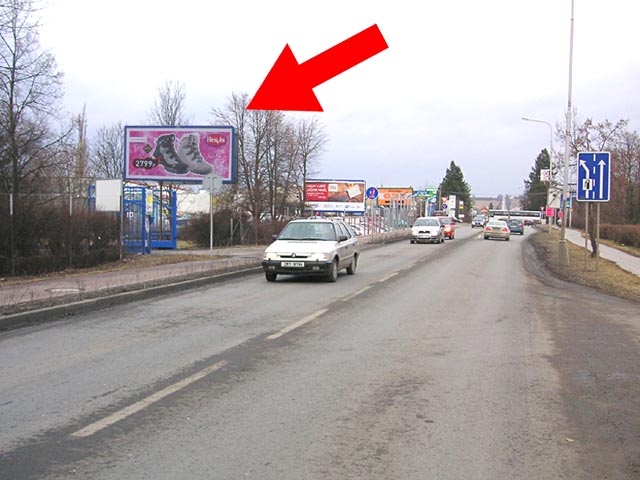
577, 152, 611, 202
366, 187, 378, 199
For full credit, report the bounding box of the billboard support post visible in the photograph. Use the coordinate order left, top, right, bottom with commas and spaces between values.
210, 189, 214, 251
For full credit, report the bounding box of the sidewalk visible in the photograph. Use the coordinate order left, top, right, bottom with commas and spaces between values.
563, 227, 640, 276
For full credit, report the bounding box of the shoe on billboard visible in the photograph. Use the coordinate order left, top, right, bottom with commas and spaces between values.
178, 133, 213, 175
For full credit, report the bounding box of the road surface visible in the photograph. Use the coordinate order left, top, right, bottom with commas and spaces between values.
1, 225, 638, 479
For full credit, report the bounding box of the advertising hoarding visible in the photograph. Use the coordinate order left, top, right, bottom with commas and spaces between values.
448, 194, 457, 217
305, 179, 366, 213
124, 126, 235, 183
377, 187, 413, 206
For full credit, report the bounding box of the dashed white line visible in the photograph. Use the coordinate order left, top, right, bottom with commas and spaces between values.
378, 272, 398, 283
267, 308, 329, 340
341, 286, 371, 302
71, 360, 227, 438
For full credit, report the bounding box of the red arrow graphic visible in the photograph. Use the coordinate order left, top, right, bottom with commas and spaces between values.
247, 24, 388, 112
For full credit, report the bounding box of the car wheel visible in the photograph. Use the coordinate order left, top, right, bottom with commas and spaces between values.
506, 236, 510, 241
346, 255, 357, 275
326, 259, 338, 282
265, 272, 277, 282
484, 235, 489, 240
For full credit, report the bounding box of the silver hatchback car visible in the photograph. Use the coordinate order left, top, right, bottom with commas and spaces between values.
262, 218, 359, 282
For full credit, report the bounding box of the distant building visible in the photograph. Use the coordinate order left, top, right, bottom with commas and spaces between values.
471, 195, 522, 213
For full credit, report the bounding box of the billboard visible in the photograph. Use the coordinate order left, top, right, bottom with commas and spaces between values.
377, 187, 413, 206
124, 126, 235, 183
305, 179, 366, 213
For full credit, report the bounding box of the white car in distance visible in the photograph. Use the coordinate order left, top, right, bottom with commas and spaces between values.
410, 216, 445, 244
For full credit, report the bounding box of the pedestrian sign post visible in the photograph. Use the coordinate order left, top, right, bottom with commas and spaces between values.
577, 152, 610, 202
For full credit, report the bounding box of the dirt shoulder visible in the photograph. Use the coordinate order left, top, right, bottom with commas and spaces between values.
529, 228, 640, 304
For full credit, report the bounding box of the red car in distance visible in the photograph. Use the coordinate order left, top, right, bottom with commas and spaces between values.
438, 216, 456, 239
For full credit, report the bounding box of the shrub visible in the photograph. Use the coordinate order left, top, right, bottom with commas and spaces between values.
0, 203, 120, 277
600, 224, 640, 248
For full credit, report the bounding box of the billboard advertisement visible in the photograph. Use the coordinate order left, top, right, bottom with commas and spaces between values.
124, 126, 235, 183
305, 179, 366, 213
377, 187, 413, 206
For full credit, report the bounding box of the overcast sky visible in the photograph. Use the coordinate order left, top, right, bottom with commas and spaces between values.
38, 0, 640, 197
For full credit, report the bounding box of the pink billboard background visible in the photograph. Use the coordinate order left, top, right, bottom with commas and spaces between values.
124, 126, 235, 182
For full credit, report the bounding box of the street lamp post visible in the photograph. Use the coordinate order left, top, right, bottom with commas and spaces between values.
521, 117, 554, 233
559, 0, 576, 266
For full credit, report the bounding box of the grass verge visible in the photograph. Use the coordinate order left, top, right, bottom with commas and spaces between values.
529, 228, 640, 304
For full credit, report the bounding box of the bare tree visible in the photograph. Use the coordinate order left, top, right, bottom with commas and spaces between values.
212, 92, 285, 242
262, 110, 289, 218
147, 80, 191, 126
211, 94, 329, 231
611, 130, 640, 224
0, 0, 67, 196
59, 106, 90, 197
89, 121, 124, 179
295, 116, 327, 211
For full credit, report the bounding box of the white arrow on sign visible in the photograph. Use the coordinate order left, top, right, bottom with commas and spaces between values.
580, 159, 590, 179
598, 159, 606, 199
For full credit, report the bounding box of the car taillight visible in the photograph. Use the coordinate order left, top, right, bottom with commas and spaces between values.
445, 226, 451, 231
502, 227, 509, 233
485, 226, 491, 231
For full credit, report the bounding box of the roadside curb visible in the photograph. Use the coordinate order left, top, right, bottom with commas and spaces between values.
1, 231, 412, 332
1, 266, 263, 332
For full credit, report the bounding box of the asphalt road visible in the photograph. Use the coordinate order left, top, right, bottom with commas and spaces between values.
1, 225, 638, 479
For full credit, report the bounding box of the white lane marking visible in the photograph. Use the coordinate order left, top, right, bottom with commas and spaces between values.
267, 308, 328, 340
341, 286, 371, 302
378, 272, 398, 283
71, 360, 227, 438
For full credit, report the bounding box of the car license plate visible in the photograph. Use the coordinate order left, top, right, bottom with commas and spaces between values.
418, 234, 430, 238
281, 261, 304, 267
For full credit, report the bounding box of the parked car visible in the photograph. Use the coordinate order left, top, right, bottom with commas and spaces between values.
506, 218, 524, 235
410, 216, 445, 244
262, 218, 359, 282
483, 220, 511, 241
471, 215, 487, 228
438, 216, 456, 239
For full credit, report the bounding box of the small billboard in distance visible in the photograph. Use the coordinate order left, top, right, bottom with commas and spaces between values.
305, 179, 366, 213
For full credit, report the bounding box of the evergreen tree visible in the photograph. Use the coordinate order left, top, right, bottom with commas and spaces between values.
438, 161, 472, 218
523, 149, 550, 212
